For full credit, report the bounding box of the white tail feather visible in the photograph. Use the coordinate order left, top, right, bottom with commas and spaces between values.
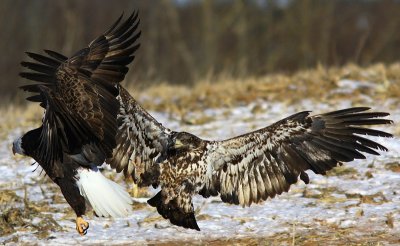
76, 166, 132, 218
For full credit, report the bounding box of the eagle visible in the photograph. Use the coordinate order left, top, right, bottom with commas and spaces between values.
12, 12, 141, 235
12, 10, 394, 235
109, 87, 393, 231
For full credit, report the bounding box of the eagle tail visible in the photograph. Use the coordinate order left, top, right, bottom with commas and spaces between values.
148, 191, 200, 231
76, 166, 132, 218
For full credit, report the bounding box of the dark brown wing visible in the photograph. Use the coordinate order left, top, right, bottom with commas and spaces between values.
22, 86, 73, 177
19, 12, 141, 173
60, 11, 141, 85
200, 107, 393, 206
107, 86, 172, 186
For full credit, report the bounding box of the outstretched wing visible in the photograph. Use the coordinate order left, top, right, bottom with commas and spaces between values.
200, 107, 393, 206
19, 12, 141, 173
107, 86, 172, 186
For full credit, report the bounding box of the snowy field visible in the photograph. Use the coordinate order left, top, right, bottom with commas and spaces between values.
0, 81, 399, 245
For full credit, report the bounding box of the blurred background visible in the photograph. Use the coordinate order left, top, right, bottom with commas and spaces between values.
1, 0, 400, 103
1, 1, 400, 244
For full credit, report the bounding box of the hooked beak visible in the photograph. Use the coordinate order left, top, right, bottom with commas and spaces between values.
12, 138, 24, 156
173, 139, 184, 149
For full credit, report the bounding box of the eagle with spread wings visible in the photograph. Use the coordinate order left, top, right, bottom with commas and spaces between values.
108, 87, 393, 231
13, 10, 393, 235
13, 12, 141, 235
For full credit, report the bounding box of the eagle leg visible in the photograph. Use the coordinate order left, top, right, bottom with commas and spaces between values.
76, 216, 89, 236
56, 175, 88, 235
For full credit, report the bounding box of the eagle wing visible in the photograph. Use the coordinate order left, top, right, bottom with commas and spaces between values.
19, 12, 141, 174
22, 86, 75, 177
107, 86, 172, 186
200, 107, 393, 206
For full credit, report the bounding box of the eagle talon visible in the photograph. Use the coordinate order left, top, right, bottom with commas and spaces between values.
76, 216, 89, 236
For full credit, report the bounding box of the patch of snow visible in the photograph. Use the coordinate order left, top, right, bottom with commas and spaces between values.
1, 97, 399, 244
331, 79, 379, 94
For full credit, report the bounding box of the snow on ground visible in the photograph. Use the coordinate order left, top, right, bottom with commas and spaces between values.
0, 85, 399, 245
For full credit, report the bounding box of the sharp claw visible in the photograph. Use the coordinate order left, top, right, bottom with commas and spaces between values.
82, 225, 89, 235
76, 216, 89, 236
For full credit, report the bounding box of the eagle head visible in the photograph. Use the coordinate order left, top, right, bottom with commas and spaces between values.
12, 136, 26, 156
171, 132, 203, 151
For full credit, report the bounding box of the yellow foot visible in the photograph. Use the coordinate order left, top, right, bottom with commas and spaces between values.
76, 216, 89, 236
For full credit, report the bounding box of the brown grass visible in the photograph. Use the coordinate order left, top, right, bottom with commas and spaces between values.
0, 103, 42, 140
1, 64, 399, 244
128, 63, 400, 116
1, 63, 399, 136
148, 228, 400, 246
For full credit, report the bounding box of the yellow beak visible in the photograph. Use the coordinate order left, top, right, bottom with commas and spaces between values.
174, 139, 183, 148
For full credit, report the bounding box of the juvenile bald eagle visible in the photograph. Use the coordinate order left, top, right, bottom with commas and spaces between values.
12, 12, 141, 235
109, 88, 393, 230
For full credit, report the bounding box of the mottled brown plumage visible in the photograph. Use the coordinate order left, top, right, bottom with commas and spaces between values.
199, 109, 393, 207
108, 86, 172, 186
108, 96, 393, 230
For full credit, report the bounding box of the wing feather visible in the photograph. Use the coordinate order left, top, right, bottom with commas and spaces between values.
43, 49, 68, 61
107, 87, 172, 186
200, 107, 393, 207
20, 12, 141, 174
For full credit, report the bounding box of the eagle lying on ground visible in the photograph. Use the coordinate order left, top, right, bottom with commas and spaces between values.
12, 12, 141, 235
110, 88, 393, 231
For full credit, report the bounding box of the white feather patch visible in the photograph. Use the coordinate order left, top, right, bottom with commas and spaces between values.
76, 166, 132, 218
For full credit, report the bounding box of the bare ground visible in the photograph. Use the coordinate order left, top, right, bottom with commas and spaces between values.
1, 64, 399, 245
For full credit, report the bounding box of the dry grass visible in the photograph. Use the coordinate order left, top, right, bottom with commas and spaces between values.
1, 64, 399, 244
1, 63, 399, 132
0, 187, 65, 239
128, 63, 400, 116
151, 232, 400, 246
0, 103, 43, 140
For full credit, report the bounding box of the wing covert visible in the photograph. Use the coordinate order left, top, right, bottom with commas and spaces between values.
200, 107, 393, 207
107, 87, 172, 186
